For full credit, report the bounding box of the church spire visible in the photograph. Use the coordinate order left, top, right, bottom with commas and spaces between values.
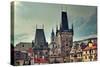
51, 28, 55, 42
56, 25, 58, 31
56, 25, 58, 36
51, 28, 54, 37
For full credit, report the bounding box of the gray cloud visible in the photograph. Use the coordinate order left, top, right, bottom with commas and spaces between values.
13, 1, 97, 46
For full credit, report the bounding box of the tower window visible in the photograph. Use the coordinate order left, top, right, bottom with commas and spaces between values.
66, 44, 68, 46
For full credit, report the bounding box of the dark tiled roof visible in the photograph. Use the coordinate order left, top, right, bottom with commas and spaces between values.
35, 29, 46, 44
34, 29, 48, 49
61, 12, 69, 31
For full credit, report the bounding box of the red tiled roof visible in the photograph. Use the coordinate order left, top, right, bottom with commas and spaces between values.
34, 58, 48, 63
83, 45, 97, 51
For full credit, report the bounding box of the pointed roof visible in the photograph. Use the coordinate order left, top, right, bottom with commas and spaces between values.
51, 28, 55, 36
56, 25, 59, 36
72, 24, 74, 35
52, 28, 54, 36
34, 29, 46, 46
56, 25, 58, 31
60, 11, 69, 31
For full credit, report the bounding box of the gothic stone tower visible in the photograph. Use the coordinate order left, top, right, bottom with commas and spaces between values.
32, 27, 49, 64
49, 29, 56, 56
49, 28, 63, 63
58, 11, 73, 62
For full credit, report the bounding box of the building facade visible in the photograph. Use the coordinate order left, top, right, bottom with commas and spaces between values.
70, 42, 82, 62
70, 38, 97, 62
15, 42, 32, 51
14, 42, 33, 65
82, 39, 97, 62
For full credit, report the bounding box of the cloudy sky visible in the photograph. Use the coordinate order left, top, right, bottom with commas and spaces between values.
13, 1, 97, 46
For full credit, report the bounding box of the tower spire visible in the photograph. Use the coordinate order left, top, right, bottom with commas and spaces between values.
36, 24, 37, 29
61, 11, 69, 31
51, 28, 55, 42
72, 24, 74, 35
56, 25, 58, 36
60, 23, 62, 31
60, 5, 69, 31
56, 25, 58, 32
51, 28, 54, 36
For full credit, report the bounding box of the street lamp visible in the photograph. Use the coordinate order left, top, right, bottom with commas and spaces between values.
88, 40, 93, 61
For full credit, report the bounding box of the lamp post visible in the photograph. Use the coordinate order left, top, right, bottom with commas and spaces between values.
88, 40, 93, 61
